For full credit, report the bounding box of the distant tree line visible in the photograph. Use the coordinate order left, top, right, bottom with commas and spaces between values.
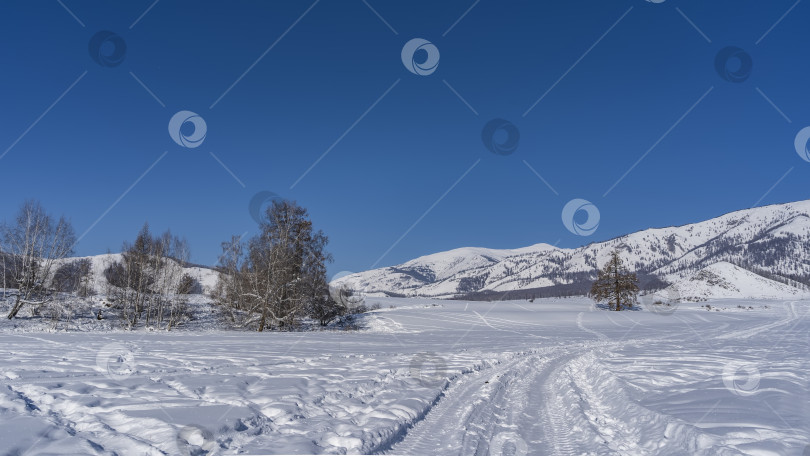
454, 270, 667, 301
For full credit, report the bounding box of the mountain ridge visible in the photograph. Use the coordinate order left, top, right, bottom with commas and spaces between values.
335, 199, 810, 299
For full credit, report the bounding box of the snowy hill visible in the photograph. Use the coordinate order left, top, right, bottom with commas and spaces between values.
50, 253, 220, 295
335, 200, 810, 299
664, 262, 808, 302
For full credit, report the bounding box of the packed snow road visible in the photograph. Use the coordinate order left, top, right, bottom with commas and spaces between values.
0, 297, 807, 455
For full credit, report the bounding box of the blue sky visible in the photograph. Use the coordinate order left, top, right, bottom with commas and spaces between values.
0, 0, 808, 277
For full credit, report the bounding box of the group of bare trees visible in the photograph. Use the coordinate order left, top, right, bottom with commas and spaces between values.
103, 223, 195, 329
1, 200, 77, 319
0, 198, 358, 331
214, 200, 345, 331
0, 200, 200, 329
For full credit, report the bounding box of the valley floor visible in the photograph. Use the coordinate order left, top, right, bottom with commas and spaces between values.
0, 297, 807, 455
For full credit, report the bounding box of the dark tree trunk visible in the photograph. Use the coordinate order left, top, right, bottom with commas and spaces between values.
258, 304, 267, 332
6, 295, 23, 319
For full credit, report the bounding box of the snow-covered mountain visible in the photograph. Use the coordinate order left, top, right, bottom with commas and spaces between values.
335, 200, 810, 299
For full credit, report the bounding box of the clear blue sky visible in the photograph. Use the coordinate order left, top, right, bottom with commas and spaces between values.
0, 0, 808, 277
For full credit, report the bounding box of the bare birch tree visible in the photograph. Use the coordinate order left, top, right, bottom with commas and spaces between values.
3, 200, 76, 319
104, 224, 192, 329
214, 200, 334, 331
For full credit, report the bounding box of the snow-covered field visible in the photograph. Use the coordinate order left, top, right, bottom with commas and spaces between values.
0, 297, 807, 455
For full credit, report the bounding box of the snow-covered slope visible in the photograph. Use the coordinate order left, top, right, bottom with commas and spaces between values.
665, 262, 808, 302
50, 253, 220, 295
336, 200, 810, 298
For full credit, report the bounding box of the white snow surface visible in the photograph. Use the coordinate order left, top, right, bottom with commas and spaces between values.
335, 200, 810, 298
0, 296, 808, 455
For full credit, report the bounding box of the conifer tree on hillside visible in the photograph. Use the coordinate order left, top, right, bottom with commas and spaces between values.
590, 250, 639, 311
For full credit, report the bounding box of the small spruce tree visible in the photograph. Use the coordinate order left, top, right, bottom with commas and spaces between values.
589, 250, 639, 311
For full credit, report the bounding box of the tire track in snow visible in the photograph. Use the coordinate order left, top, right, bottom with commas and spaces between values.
383, 330, 728, 455
715, 300, 799, 340
382, 344, 606, 455
531, 350, 588, 455
577, 312, 608, 341
380, 352, 537, 455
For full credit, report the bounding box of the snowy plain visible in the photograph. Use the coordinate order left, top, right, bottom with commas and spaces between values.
0, 297, 807, 455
